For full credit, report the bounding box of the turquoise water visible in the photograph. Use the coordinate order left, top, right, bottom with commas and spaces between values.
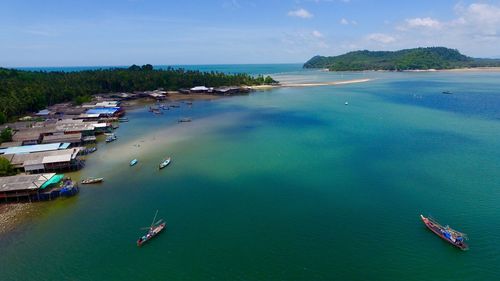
1, 68, 500, 280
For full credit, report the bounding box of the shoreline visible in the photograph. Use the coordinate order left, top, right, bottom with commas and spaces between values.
251, 78, 373, 89
307, 67, 500, 73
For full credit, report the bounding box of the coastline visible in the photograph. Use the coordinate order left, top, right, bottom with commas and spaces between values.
251, 78, 373, 89
308, 67, 500, 73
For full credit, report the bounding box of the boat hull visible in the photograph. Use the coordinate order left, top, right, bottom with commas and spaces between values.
81, 178, 103, 184
420, 215, 468, 250
137, 223, 166, 246
159, 158, 171, 169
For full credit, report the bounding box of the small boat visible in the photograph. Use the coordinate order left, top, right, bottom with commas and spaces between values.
420, 215, 468, 250
130, 159, 138, 166
345, 101, 349, 105
105, 134, 117, 143
118, 118, 129, 122
137, 210, 166, 247
178, 118, 192, 123
159, 157, 171, 169
81, 177, 104, 184
170, 104, 180, 108
83, 147, 97, 154
442, 91, 453, 95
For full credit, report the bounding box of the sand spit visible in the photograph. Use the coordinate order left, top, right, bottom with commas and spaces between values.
251, 78, 373, 90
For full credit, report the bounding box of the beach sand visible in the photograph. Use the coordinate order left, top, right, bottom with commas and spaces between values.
441, 67, 500, 72
0, 204, 38, 235
250, 78, 373, 90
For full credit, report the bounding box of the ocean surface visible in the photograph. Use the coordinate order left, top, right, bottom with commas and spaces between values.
1, 65, 500, 281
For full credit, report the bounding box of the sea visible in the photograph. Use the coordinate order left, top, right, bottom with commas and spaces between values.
1, 64, 500, 281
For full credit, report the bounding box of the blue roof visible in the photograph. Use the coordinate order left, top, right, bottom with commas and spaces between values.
36, 109, 50, 116
0, 143, 70, 155
86, 107, 120, 115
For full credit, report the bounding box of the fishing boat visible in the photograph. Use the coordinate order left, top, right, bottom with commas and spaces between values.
420, 215, 468, 250
159, 157, 171, 169
82, 147, 97, 155
137, 210, 166, 247
130, 159, 138, 166
105, 134, 117, 143
81, 177, 104, 184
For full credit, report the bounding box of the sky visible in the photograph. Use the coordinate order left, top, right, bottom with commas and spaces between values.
1, 0, 500, 66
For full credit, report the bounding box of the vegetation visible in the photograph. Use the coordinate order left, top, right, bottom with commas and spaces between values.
303, 47, 500, 71
0, 128, 13, 144
0, 65, 277, 124
0, 157, 15, 177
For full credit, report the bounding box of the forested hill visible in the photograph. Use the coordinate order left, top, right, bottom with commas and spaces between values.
303, 47, 500, 71
0, 64, 277, 124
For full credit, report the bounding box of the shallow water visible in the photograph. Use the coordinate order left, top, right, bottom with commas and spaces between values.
1, 69, 499, 281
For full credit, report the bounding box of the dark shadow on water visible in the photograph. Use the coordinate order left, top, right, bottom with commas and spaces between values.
366, 79, 500, 120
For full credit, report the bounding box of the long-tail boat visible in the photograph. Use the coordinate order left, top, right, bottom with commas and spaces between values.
159, 157, 171, 170
81, 177, 104, 184
137, 210, 166, 247
420, 214, 468, 250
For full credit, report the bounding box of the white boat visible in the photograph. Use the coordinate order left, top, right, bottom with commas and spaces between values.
81, 177, 104, 184
159, 157, 171, 169
130, 159, 138, 166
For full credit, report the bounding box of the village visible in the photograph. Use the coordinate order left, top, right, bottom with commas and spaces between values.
0, 86, 254, 204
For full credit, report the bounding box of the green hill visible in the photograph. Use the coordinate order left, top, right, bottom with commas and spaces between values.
303, 47, 500, 71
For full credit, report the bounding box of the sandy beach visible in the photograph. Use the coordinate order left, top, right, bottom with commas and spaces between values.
280, 78, 373, 87
251, 78, 373, 90
440, 67, 500, 72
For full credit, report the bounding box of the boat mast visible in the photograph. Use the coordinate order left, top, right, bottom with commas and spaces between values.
150, 210, 159, 228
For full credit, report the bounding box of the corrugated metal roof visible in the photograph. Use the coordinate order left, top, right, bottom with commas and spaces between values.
0, 173, 55, 192
0, 143, 65, 155
42, 133, 82, 144
86, 107, 119, 115
42, 154, 72, 164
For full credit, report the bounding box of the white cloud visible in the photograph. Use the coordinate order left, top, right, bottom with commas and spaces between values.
288, 8, 313, 19
405, 17, 441, 29
312, 30, 324, 38
340, 18, 357, 25
381, 2, 500, 56
366, 33, 396, 44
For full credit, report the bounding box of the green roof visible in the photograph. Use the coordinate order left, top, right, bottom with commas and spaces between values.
40, 174, 64, 190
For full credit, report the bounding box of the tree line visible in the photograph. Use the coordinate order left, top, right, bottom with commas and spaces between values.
0, 64, 277, 124
303, 47, 500, 71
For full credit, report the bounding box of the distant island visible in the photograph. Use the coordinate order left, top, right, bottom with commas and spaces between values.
303, 47, 500, 71
0, 65, 277, 124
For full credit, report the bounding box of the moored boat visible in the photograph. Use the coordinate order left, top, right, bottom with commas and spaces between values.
130, 159, 138, 166
105, 134, 117, 143
81, 177, 104, 184
137, 210, 166, 247
159, 157, 171, 169
178, 118, 192, 123
420, 214, 468, 250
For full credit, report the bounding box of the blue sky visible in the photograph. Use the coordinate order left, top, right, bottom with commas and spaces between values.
1, 0, 500, 66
